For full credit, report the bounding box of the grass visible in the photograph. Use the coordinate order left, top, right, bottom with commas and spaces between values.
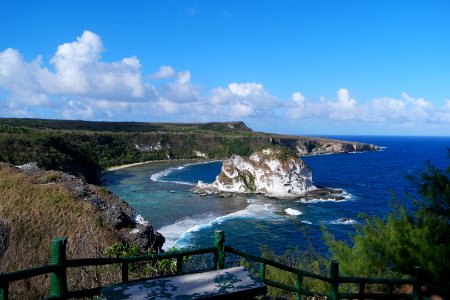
0, 164, 121, 298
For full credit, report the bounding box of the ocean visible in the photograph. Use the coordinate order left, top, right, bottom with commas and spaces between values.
102, 136, 449, 256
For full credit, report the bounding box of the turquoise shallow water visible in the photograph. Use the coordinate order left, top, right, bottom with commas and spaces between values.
102, 136, 449, 255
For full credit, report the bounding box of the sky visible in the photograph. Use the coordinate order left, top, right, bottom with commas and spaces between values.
0, 1, 449, 136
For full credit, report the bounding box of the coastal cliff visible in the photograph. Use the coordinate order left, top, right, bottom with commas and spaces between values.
193, 147, 319, 198
0, 163, 164, 274
0, 162, 164, 298
268, 136, 379, 156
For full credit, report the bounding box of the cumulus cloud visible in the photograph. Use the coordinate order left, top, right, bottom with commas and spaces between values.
210, 82, 277, 117
288, 88, 448, 125
61, 100, 94, 120
41, 31, 147, 99
0, 30, 448, 130
292, 92, 305, 105
0, 48, 49, 106
329, 88, 357, 120
151, 65, 176, 79
0, 30, 153, 116
288, 92, 306, 119
157, 70, 202, 105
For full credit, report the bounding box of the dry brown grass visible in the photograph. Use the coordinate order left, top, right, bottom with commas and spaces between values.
0, 164, 122, 298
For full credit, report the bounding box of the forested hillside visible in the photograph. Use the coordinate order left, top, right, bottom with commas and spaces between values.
0, 118, 378, 183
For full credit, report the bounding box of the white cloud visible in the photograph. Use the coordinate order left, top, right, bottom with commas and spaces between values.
288, 88, 358, 121
93, 99, 130, 118
0, 30, 150, 112
228, 83, 265, 97
430, 99, 450, 123
368, 97, 406, 121
292, 92, 305, 105
230, 102, 254, 117
328, 88, 357, 121
0, 30, 448, 131
158, 70, 202, 104
152, 65, 176, 79
288, 88, 448, 125
62, 100, 94, 119
210, 82, 277, 117
41, 31, 147, 99
157, 98, 180, 113
0, 48, 49, 106
288, 92, 306, 119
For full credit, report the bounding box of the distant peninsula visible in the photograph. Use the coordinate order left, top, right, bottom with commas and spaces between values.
0, 118, 379, 184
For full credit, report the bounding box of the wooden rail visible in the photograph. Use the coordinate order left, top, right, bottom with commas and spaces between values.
0, 230, 448, 300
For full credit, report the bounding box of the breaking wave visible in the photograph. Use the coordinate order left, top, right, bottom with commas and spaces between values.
330, 218, 357, 225
159, 200, 283, 250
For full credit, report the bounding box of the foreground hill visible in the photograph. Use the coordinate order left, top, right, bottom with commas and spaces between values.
0, 118, 378, 183
0, 163, 164, 298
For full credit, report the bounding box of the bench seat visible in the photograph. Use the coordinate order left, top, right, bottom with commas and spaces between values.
100, 266, 267, 299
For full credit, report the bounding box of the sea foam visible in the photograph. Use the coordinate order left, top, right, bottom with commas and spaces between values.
159, 201, 283, 250
285, 208, 302, 216
330, 218, 357, 225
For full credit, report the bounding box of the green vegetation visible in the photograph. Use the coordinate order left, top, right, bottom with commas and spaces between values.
324, 150, 450, 289
236, 170, 256, 193
0, 118, 368, 184
104, 243, 181, 279
242, 245, 329, 299
0, 119, 264, 183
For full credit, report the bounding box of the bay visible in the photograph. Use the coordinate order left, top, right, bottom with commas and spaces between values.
102, 136, 449, 255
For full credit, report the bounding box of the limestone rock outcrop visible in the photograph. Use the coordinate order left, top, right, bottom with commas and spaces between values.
192, 148, 316, 198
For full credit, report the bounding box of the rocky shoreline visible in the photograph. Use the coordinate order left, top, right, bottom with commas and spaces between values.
192, 185, 346, 201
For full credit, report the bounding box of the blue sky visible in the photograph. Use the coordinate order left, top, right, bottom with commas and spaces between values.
1, 1, 449, 135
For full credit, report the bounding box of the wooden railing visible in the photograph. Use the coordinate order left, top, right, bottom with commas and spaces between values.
0, 231, 448, 300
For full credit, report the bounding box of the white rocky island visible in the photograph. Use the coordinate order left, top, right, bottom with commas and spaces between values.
192, 147, 344, 200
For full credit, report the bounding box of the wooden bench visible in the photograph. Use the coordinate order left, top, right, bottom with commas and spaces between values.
100, 266, 267, 299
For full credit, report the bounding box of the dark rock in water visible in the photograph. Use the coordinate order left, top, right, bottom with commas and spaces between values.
202, 186, 346, 202
302, 188, 346, 201
128, 224, 165, 251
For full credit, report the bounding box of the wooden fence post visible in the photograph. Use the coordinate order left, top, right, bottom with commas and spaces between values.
0, 283, 8, 300
177, 256, 183, 276
50, 237, 68, 299
214, 230, 225, 270
259, 262, 266, 282
413, 266, 422, 300
329, 261, 339, 300
121, 261, 129, 283
296, 273, 302, 300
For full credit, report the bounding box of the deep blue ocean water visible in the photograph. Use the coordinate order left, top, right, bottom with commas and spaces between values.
102, 136, 449, 256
